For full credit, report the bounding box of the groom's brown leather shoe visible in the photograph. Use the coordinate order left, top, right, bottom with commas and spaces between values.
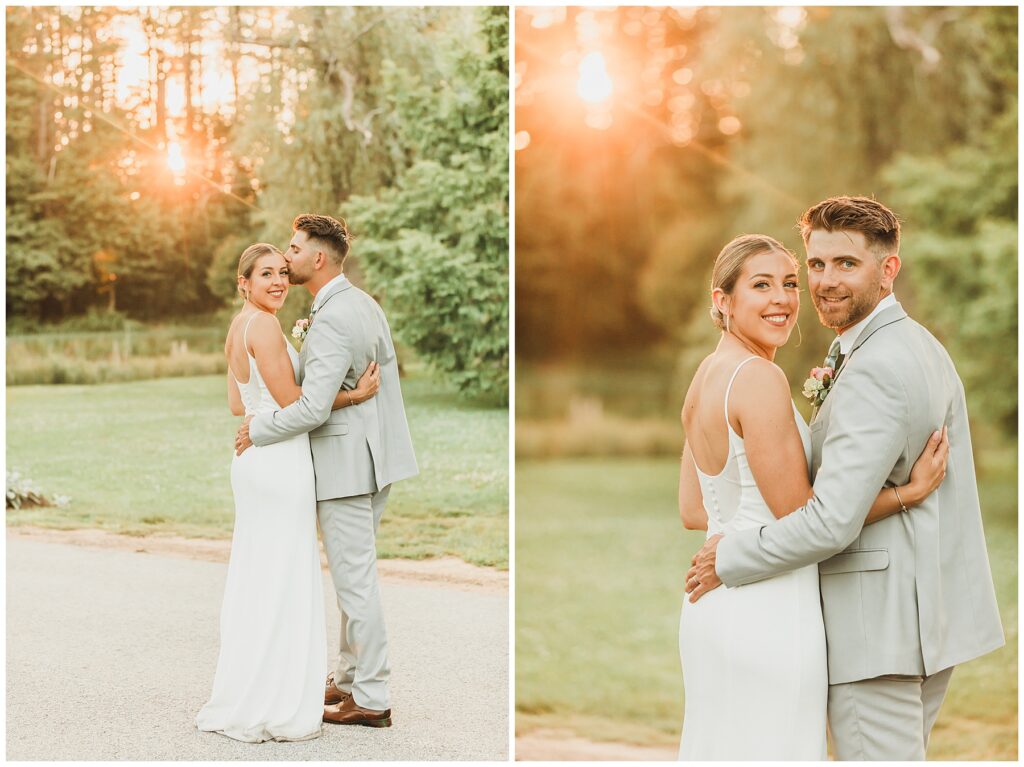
324, 673, 350, 706
322, 696, 392, 728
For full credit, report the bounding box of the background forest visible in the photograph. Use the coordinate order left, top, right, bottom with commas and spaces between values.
7, 7, 509, 570
515, 6, 1016, 759
7, 5, 508, 400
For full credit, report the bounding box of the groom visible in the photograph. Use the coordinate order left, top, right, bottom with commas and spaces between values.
236, 213, 418, 727
687, 196, 1003, 759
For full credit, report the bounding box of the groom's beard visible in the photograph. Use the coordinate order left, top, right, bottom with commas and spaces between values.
813, 281, 882, 330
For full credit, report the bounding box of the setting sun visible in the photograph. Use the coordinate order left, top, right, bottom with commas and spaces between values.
576, 52, 612, 104
166, 141, 186, 179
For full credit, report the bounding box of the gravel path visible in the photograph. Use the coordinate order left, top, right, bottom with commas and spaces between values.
7, 537, 508, 760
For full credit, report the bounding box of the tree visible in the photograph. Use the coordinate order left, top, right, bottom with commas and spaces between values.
347, 7, 509, 401
883, 104, 1017, 435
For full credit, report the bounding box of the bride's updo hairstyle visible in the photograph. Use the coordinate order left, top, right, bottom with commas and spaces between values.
709, 234, 797, 330
237, 243, 284, 300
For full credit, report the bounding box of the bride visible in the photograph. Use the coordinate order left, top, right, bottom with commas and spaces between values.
676, 234, 948, 760
196, 243, 380, 743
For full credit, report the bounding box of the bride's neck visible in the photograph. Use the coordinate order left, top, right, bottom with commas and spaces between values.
717, 332, 776, 361
245, 301, 277, 316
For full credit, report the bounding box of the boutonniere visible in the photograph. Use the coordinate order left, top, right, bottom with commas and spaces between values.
291, 318, 311, 342
802, 367, 835, 406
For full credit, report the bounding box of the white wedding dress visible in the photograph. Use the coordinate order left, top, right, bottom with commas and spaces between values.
678, 357, 827, 760
196, 314, 327, 743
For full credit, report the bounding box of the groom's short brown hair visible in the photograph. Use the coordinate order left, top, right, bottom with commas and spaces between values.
798, 196, 900, 258
293, 213, 351, 266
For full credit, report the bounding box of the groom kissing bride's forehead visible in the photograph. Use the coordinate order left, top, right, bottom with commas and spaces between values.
681, 195, 1003, 761
204, 211, 418, 741
284, 213, 352, 288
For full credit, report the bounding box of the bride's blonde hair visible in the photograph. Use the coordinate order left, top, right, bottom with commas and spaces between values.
237, 243, 284, 300
709, 234, 797, 330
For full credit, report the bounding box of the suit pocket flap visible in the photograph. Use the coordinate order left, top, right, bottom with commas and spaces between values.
820, 548, 889, 575
311, 423, 349, 438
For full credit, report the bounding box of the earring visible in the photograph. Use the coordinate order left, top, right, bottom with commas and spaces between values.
725, 313, 731, 335
794, 322, 803, 347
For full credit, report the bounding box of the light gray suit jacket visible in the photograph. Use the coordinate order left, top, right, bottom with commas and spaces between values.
250, 277, 418, 500
717, 303, 1004, 684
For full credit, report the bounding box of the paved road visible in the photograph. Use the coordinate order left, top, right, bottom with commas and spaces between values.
7, 538, 508, 760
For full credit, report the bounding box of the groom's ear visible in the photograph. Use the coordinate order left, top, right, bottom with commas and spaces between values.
880, 253, 901, 289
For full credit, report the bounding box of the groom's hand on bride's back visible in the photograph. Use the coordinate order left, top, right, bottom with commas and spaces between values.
686, 533, 723, 603
235, 415, 254, 456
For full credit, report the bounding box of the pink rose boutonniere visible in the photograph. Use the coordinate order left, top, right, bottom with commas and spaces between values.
802, 366, 835, 406
291, 318, 311, 342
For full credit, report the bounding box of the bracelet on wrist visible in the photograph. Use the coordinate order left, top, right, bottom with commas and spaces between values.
893, 486, 910, 513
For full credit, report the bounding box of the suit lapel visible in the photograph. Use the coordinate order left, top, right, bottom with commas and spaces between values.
312, 276, 353, 317
838, 302, 908, 374
831, 301, 913, 380
300, 277, 352, 373
811, 302, 907, 425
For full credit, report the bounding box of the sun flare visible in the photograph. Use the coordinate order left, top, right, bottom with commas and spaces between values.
166, 142, 186, 177
577, 52, 613, 104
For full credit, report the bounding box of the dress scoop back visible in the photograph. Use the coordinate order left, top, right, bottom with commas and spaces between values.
677, 355, 827, 761
691, 356, 812, 535
196, 310, 326, 743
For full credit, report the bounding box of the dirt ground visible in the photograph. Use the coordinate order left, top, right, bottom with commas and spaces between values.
6, 525, 508, 592
515, 729, 676, 761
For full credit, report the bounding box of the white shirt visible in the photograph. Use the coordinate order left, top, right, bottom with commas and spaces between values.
836, 292, 898, 354
311, 273, 348, 313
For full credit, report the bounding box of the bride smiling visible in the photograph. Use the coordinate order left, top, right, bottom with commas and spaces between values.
676, 233, 948, 759
196, 243, 380, 743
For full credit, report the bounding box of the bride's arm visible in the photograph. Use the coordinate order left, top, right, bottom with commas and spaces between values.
248, 314, 380, 410
731, 360, 814, 520
737, 359, 950, 524
679, 441, 708, 531
863, 426, 948, 524
738, 360, 950, 524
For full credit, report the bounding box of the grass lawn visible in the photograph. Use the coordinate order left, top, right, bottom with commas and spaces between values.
515, 451, 1017, 759
6, 374, 508, 568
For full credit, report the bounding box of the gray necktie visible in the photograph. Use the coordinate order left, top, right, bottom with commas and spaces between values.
823, 337, 844, 372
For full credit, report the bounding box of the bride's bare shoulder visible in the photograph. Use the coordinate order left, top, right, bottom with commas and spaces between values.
729, 356, 792, 415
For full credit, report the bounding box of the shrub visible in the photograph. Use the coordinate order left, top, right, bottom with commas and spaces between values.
6, 468, 70, 510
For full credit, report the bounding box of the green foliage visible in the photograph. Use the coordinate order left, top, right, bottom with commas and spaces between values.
516, 6, 1018, 437
6, 308, 141, 335
6, 321, 228, 384
516, 8, 726, 359
8, 7, 506, 403
883, 105, 1018, 433
349, 7, 509, 402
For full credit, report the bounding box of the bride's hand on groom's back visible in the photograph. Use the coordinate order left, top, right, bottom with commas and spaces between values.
352, 361, 381, 403
905, 426, 949, 505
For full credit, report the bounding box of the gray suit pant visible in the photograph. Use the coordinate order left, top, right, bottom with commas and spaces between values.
827, 666, 954, 760
318, 485, 391, 711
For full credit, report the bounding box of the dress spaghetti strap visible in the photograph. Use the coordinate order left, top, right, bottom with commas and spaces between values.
242, 311, 264, 355
723, 356, 761, 426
